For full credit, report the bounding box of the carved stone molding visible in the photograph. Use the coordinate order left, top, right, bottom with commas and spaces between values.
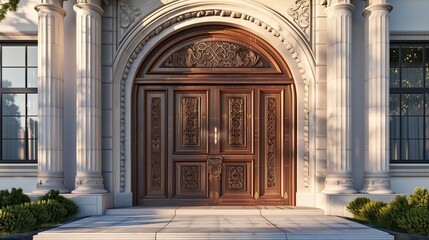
287, 0, 310, 34
120, 8, 311, 192
119, 0, 141, 33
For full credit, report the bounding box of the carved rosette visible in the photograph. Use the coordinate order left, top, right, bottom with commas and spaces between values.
287, 0, 310, 34
182, 97, 200, 146
267, 98, 276, 188
227, 165, 246, 191
208, 156, 223, 181
228, 97, 245, 145
150, 98, 162, 190
162, 41, 269, 68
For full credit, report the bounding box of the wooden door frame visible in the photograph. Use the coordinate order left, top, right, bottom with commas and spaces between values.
131, 25, 296, 206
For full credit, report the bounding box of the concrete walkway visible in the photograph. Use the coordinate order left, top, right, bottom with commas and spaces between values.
34, 206, 393, 240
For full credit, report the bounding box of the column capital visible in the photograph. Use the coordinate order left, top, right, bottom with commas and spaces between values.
35, 2, 66, 16
74, 1, 104, 15
325, 2, 355, 16
362, 3, 393, 17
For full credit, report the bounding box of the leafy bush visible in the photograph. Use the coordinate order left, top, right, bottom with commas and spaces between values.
45, 199, 67, 223
397, 207, 429, 236
0, 204, 37, 233
40, 189, 78, 217
25, 201, 51, 226
0, 188, 31, 208
359, 200, 386, 224
377, 195, 412, 231
346, 197, 371, 217
408, 187, 429, 209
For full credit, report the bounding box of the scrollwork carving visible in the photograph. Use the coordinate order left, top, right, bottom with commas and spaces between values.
229, 97, 245, 145
181, 165, 200, 190
120, 0, 141, 32
150, 98, 162, 190
182, 97, 200, 146
287, 0, 310, 33
162, 41, 269, 68
267, 98, 276, 188
208, 156, 223, 181
227, 165, 245, 191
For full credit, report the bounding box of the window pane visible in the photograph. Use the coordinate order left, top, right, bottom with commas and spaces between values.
391, 47, 399, 67
2, 94, 25, 116
2, 139, 25, 160
390, 67, 400, 87
2, 68, 25, 88
401, 68, 423, 88
28, 140, 37, 160
401, 116, 423, 139
390, 139, 400, 161
401, 94, 424, 115
401, 139, 423, 160
27, 46, 37, 67
2, 116, 25, 138
27, 68, 38, 88
401, 46, 424, 68
390, 94, 400, 116
27, 117, 38, 139
390, 116, 400, 139
2, 46, 25, 66
27, 94, 38, 115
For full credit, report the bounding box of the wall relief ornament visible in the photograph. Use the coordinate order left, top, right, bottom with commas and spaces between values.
266, 97, 276, 188
161, 41, 269, 68
287, 0, 310, 33
119, 0, 141, 32
228, 97, 245, 145
182, 97, 200, 146
208, 156, 223, 181
150, 97, 162, 190
121, 9, 311, 192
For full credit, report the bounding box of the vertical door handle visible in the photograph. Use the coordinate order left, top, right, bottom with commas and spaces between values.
214, 127, 218, 144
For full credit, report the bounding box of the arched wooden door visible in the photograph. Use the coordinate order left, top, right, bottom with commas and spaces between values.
132, 26, 296, 205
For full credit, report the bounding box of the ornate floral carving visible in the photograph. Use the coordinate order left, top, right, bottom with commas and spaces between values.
228, 97, 245, 145
181, 165, 200, 191
182, 97, 200, 146
150, 98, 162, 190
227, 165, 246, 191
162, 41, 269, 68
120, 8, 311, 192
287, 0, 310, 33
120, 0, 141, 32
267, 98, 276, 188
208, 156, 223, 181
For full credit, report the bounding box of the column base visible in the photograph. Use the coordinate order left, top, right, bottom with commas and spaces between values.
360, 177, 394, 194
321, 176, 356, 194
33, 174, 69, 194
72, 174, 107, 194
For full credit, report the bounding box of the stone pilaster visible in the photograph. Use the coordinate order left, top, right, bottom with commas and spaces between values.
361, 0, 394, 194
72, 0, 106, 194
322, 0, 356, 194
34, 0, 68, 194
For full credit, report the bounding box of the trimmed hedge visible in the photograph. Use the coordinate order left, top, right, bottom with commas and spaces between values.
0, 188, 78, 234
347, 187, 429, 237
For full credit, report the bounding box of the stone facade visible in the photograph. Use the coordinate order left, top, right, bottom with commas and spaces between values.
0, 0, 428, 216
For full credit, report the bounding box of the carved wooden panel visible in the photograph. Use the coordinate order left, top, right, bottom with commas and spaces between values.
145, 91, 167, 197
175, 161, 207, 197
221, 161, 252, 197
174, 90, 208, 154
220, 90, 253, 154
261, 91, 282, 196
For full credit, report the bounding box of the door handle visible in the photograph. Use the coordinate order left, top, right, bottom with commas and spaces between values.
214, 127, 218, 144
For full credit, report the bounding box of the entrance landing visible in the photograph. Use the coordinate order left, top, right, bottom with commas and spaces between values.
34, 206, 393, 240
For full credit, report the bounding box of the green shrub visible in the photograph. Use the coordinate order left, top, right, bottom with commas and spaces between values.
0, 204, 37, 233
359, 200, 386, 224
408, 187, 429, 209
45, 199, 67, 223
24, 201, 51, 226
377, 195, 411, 231
0, 188, 31, 208
40, 189, 78, 217
346, 197, 371, 217
397, 207, 429, 236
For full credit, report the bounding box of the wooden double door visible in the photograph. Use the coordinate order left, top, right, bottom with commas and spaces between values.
136, 84, 294, 205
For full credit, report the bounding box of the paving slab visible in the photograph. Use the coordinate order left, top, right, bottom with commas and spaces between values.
34, 206, 393, 240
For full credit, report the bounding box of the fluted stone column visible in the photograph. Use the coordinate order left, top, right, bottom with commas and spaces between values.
322, 0, 356, 194
72, 0, 106, 194
361, 0, 394, 194
34, 0, 68, 194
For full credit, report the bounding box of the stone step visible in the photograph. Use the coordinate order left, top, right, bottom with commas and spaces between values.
104, 206, 325, 216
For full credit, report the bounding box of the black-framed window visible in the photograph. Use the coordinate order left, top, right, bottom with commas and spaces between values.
390, 43, 429, 163
0, 43, 38, 163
